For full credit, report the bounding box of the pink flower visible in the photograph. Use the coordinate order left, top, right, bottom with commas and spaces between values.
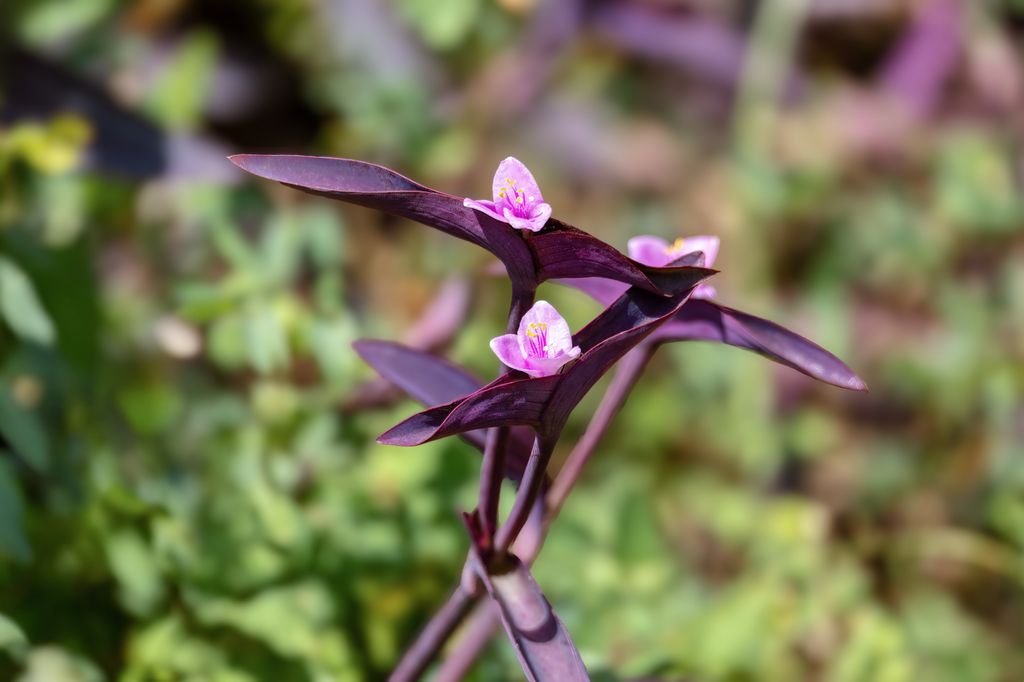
464, 157, 553, 232
627, 235, 720, 299
489, 301, 580, 378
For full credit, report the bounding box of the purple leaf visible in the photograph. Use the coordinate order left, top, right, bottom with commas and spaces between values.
229, 154, 715, 296
558, 257, 863, 391
353, 340, 536, 481
353, 340, 483, 409
469, 551, 589, 682
553, 247, 708, 307
229, 154, 491, 248
377, 373, 560, 447
531, 222, 716, 295
653, 300, 867, 391
343, 277, 473, 412
378, 270, 714, 446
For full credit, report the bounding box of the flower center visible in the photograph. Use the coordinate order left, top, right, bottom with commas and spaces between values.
524, 321, 551, 357
665, 237, 687, 257
497, 177, 534, 218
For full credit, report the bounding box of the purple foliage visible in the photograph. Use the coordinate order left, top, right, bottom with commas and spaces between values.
654, 300, 867, 392
229, 154, 712, 295
377, 273, 711, 447
234, 153, 864, 681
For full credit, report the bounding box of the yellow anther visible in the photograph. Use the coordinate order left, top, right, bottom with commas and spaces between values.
665, 237, 687, 255
525, 322, 547, 338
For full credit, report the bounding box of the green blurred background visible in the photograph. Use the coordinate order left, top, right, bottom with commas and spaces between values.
1, 0, 1023, 679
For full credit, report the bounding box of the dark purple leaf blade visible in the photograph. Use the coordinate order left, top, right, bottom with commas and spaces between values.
530, 223, 717, 296
343, 277, 473, 411
654, 299, 867, 391
377, 374, 560, 447
230, 154, 715, 296
378, 269, 714, 446
230, 154, 490, 248
353, 340, 482, 410
553, 248, 709, 308
352, 340, 536, 482
470, 551, 589, 682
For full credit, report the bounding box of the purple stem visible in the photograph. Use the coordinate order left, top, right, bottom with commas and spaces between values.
546, 345, 653, 516
478, 287, 535, 546
434, 602, 501, 682
391, 299, 661, 679
494, 435, 555, 554
388, 587, 477, 682
477, 426, 510, 545
436, 345, 655, 679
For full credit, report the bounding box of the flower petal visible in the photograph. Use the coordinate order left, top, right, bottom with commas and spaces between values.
681, 235, 720, 267
628, 234, 721, 269
562, 277, 629, 307
378, 274, 712, 447
517, 301, 574, 357
505, 209, 548, 233
492, 157, 544, 205
490, 334, 531, 373
523, 349, 579, 378
692, 283, 717, 300
627, 235, 673, 267
529, 224, 717, 295
464, 198, 506, 223
532, 203, 552, 222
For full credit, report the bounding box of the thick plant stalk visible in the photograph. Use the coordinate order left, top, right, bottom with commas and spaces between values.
467, 550, 590, 681
436, 347, 655, 680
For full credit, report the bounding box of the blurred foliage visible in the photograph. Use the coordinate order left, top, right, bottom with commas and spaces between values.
1, 0, 1023, 680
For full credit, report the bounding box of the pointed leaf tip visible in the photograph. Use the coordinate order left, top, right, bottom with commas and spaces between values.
656, 300, 866, 392
226, 154, 494, 248
227, 154, 255, 171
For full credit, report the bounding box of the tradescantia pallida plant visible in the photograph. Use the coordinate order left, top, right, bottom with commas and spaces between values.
231, 154, 865, 681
